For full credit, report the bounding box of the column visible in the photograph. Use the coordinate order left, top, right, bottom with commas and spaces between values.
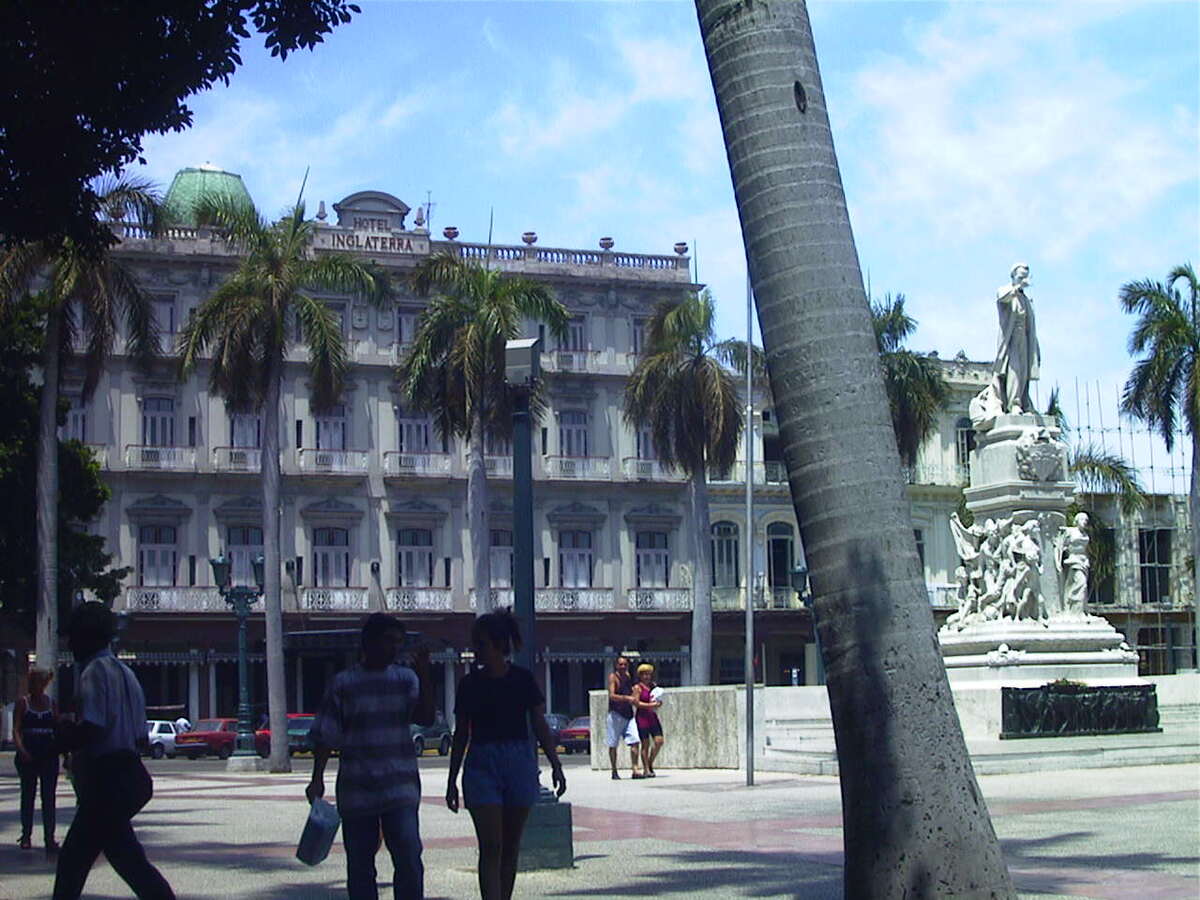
159, 665, 169, 706
680, 645, 691, 686
568, 661, 582, 716
544, 653, 553, 714
207, 662, 217, 717
295, 656, 305, 712
804, 642, 821, 686
188, 661, 200, 721
442, 658, 456, 716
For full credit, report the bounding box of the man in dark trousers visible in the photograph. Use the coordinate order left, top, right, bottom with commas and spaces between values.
53, 602, 174, 899
308, 613, 436, 899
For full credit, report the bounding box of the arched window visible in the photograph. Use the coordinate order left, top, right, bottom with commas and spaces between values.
138, 524, 177, 587
711, 521, 739, 588
766, 522, 795, 599
955, 417, 974, 479
313, 527, 350, 588
397, 528, 434, 587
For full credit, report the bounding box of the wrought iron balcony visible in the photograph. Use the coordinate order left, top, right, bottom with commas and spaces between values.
382, 451, 452, 477
536, 588, 615, 611
297, 448, 369, 475
385, 587, 453, 611
123, 586, 224, 612
544, 456, 611, 480
621, 457, 685, 482
904, 464, 970, 487
299, 587, 371, 611
212, 446, 262, 472
124, 445, 197, 471
626, 588, 692, 611
469, 588, 515, 611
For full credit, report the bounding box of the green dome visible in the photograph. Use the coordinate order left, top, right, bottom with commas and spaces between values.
163, 165, 254, 225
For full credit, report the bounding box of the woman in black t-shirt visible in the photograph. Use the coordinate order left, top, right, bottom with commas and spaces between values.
446, 609, 566, 900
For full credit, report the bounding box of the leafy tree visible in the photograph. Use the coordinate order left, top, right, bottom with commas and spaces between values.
695, 0, 1014, 894
1120, 262, 1198, 664
624, 289, 743, 684
396, 254, 568, 611
178, 195, 391, 772
0, 296, 129, 635
871, 294, 950, 468
1, 0, 361, 250
0, 178, 160, 685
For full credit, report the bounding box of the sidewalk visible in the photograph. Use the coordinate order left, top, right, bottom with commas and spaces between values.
1, 754, 1196, 898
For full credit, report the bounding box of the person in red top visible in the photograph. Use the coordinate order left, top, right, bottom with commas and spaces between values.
632, 663, 664, 778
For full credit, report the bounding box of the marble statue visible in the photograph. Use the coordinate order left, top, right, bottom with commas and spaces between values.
946, 514, 1052, 629
1056, 512, 1091, 614
969, 263, 1042, 423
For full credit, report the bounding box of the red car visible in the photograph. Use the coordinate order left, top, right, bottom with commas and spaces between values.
254, 713, 316, 758
558, 716, 591, 754
175, 718, 238, 759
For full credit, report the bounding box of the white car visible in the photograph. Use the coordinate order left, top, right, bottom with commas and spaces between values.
146, 720, 179, 759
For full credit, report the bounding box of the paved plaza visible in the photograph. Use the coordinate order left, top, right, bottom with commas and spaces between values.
1, 753, 1196, 899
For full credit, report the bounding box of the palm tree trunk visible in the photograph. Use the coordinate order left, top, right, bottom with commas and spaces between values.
689, 470, 713, 685
695, 2, 1014, 896
36, 303, 61, 690
262, 361, 290, 772
468, 412, 491, 613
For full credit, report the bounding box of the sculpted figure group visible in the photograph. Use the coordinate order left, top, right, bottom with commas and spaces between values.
946, 511, 1090, 630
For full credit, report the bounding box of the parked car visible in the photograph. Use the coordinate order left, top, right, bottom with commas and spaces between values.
558, 716, 591, 754
175, 718, 238, 759
255, 713, 316, 758
411, 711, 452, 756
543, 713, 571, 751
145, 720, 179, 759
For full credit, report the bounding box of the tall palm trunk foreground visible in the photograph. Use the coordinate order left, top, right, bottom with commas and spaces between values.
689, 471, 714, 684
695, 1, 1013, 896
467, 412, 491, 611
262, 359, 289, 772
35, 303, 62, 683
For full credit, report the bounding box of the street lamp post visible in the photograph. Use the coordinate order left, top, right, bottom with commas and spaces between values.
793, 562, 823, 685
211, 552, 265, 756
504, 337, 541, 673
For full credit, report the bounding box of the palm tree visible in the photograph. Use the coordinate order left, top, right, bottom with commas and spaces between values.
695, 1, 1014, 895
396, 253, 567, 612
0, 177, 161, 686
872, 294, 950, 468
624, 290, 743, 685
1119, 263, 1198, 667
178, 197, 392, 772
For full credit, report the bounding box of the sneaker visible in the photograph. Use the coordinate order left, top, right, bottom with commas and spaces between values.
631, 772, 646, 779
610, 770, 620, 780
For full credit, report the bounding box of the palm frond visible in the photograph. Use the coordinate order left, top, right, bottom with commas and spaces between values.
870, 293, 915, 354
1044, 386, 1069, 435
293, 292, 348, 411
1070, 445, 1146, 516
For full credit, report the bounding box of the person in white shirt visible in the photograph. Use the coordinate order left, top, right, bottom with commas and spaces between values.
173, 716, 191, 734
52, 603, 174, 900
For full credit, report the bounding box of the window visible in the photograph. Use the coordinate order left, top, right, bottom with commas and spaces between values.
484, 430, 512, 458
397, 528, 434, 587
631, 317, 648, 355
227, 526, 263, 587
152, 296, 176, 351
558, 411, 589, 457
138, 525, 177, 587
313, 527, 350, 588
711, 521, 739, 588
559, 530, 593, 588
1138, 529, 1172, 605
490, 529, 514, 588
230, 412, 261, 449
564, 316, 587, 352
396, 308, 419, 347
142, 397, 175, 446
397, 408, 431, 453
914, 528, 926, 568
315, 404, 347, 451
635, 531, 669, 588
955, 417, 974, 479
636, 426, 656, 460
61, 395, 87, 442
767, 522, 795, 593
1088, 527, 1116, 605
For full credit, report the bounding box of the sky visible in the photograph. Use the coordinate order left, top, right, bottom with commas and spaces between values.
135, 0, 1199, 493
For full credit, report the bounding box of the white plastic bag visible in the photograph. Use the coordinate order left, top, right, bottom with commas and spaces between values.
296, 797, 340, 866
650, 686, 664, 706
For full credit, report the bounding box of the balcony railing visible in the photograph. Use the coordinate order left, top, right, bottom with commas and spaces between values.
297, 448, 369, 475
536, 588, 615, 611
484, 456, 513, 477
546, 350, 603, 373
212, 446, 262, 472
469, 588, 515, 611
627, 588, 692, 611
385, 587, 453, 611
710, 587, 804, 610
928, 584, 960, 609
299, 587, 370, 611
123, 587, 224, 613
764, 461, 788, 484
544, 456, 611, 480
446, 242, 689, 277
621, 457, 685, 482
383, 451, 452, 477
125, 445, 197, 471
904, 464, 970, 487
707, 461, 788, 487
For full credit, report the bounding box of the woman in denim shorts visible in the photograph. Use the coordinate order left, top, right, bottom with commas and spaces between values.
446, 609, 567, 899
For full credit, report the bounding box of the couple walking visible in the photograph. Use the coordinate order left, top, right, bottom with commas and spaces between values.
606, 654, 665, 780
307, 609, 565, 900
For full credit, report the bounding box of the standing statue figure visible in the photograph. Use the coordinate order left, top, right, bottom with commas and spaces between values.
1057, 512, 1091, 614
991, 263, 1041, 414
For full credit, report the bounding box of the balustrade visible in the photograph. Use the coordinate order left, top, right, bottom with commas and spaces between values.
385, 587, 453, 611
299, 587, 370, 611
468, 588, 515, 611
297, 448, 369, 474
123, 587, 224, 612
536, 588, 615, 611
621, 457, 684, 482
124, 445, 197, 471
544, 456, 611, 480
212, 446, 262, 472
927, 583, 960, 609
626, 588, 692, 611
383, 451, 452, 477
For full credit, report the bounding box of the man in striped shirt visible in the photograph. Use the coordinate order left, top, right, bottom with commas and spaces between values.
308, 614, 435, 899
